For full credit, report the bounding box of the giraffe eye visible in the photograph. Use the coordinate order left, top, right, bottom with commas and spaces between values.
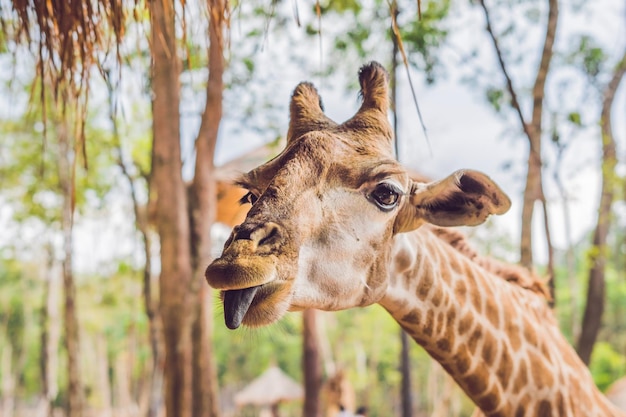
369, 183, 401, 211
239, 191, 258, 206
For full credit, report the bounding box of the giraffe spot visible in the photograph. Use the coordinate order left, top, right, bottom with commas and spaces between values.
395, 247, 412, 272
570, 379, 592, 411
514, 394, 532, 417
539, 341, 552, 363
495, 342, 512, 391
446, 309, 456, 325
465, 368, 489, 396
401, 310, 421, 326
562, 345, 582, 368
453, 345, 471, 375
556, 392, 565, 415
431, 285, 443, 307
477, 388, 501, 413
443, 310, 457, 349
417, 271, 433, 300
458, 311, 474, 335
529, 349, 554, 388
512, 358, 529, 392
469, 280, 483, 314
441, 292, 450, 309
423, 309, 434, 337
468, 328, 482, 355
523, 320, 538, 346
536, 400, 552, 417
440, 263, 452, 283
454, 279, 467, 304
441, 361, 454, 375
412, 334, 428, 345
481, 331, 497, 365
436, 338, 451, 352
484, 295, 500, 328
506, 318, 522, 351
435, 311, 444, 335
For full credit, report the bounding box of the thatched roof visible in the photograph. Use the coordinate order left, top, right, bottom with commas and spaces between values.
234, 366, 303, 407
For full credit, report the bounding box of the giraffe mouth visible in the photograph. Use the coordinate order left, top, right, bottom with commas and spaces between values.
223, 286, 261, 329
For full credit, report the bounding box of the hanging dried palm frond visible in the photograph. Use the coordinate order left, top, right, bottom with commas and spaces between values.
4, 0, 128, 96
2, 0, 133, 169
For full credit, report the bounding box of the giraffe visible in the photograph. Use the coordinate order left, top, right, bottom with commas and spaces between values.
321, 368, 356, 417
205, 62, 624, 417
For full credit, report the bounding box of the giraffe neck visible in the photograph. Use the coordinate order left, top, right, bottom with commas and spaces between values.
379, 228, 624, 417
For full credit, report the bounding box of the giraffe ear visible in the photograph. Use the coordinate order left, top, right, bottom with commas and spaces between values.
394, 170, 511, 233
287, 82, 336, 143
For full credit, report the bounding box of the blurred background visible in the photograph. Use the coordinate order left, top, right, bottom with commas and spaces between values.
0, 0, 624, 416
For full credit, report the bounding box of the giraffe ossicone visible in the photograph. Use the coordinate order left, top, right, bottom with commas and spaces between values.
205, 62, 624, 417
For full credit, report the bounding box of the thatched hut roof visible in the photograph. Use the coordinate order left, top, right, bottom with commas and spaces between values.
234, 366, 303, 407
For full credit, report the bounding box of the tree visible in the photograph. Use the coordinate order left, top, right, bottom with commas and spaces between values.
476, 0, 558, 301
302, 309, 322, 417
577, 49, 626, 365
2, 0, 226, 413
149, 0, 225, 415
57, 117, 84, 417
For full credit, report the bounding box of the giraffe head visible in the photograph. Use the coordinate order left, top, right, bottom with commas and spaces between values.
205, 62, 511, 329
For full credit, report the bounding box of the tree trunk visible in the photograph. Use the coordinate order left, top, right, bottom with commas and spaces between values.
58, 122, 84, 417
39, 246, 60, 417
400, 330, 412, 417
521, 0, 558, 292
303, 309, 321, 417
96, 334, 113, 417
576, 50, 626, 365
188, 0, 227, 416
391, 15, 413, 416
479, 0, 558, 300
149, 1, 194, 416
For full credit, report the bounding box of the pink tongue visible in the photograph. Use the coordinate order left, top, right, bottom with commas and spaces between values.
223, 286, 260, 329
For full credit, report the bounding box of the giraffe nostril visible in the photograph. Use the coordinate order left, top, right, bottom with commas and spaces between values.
236, 222, 282, 248
258, 223, 280, 246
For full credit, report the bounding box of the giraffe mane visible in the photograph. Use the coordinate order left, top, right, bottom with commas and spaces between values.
428, 225, 552, 301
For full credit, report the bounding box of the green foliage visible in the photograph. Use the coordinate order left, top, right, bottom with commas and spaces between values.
590, 342, 626, 392
400, 0, 450, 83
567, 111, 582, 126
0, 258, 44, 398
0, 82, 118, 225
213, 307, 303, 386
485, 87, 505, 112
552, 234, 626, 390
314, 0, 450, 84
569, 35, 608, 80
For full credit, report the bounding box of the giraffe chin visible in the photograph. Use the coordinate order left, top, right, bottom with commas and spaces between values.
219, 281, 293, 329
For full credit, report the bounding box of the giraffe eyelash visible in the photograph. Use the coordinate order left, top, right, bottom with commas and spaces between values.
238, 191, 258, 206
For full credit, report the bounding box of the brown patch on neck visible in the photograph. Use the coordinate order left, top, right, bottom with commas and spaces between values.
428, 226, 551, 301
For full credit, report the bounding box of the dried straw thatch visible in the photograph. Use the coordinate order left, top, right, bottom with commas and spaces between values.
2, 0, 131, 95
234, 366, 303, 407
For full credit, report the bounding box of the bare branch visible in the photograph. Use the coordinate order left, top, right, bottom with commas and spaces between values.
477, 0, 531, 143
